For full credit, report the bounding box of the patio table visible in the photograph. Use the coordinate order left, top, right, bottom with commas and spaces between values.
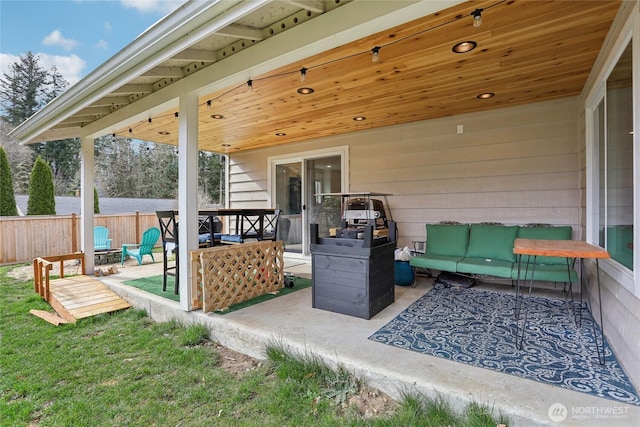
513, 238, 611, 364
197, 208, 279, 244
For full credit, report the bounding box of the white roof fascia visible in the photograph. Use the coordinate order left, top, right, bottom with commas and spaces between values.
8, 0, 268, 143
80, 0, 464, 140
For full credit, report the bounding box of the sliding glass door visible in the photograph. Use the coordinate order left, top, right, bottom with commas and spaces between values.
271, 148, 347, 256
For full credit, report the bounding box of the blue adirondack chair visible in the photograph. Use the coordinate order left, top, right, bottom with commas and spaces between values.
94, 226, 112, 251
121, 227, 161, 265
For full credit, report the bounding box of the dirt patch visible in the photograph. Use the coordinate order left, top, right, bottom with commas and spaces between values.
211, 344, 398, 418
213, 344, 264, 377
345, 385, 398, 418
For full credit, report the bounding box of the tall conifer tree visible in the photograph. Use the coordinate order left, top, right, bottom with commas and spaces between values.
27, 157, 56, 215
0, 145, 18, 216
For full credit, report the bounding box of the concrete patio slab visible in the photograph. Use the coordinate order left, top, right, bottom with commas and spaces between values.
100, 258, 640, 427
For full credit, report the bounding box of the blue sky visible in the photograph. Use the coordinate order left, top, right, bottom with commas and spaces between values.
0, 0, 186, 87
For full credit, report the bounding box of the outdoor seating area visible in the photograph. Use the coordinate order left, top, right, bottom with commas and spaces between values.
155, 209, 281, 295
410, 222, 577, 285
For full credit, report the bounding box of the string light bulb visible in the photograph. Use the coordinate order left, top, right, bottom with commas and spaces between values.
206, 100, 212, 109
148, 117, 152, 123
371, 46, 381, 62
174, 112, 179, 118
300, 67, 307, 82
247, 79, 253, 92
472, 8, 483, 27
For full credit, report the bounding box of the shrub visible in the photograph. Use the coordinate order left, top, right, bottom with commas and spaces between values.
27, 156, 55, 215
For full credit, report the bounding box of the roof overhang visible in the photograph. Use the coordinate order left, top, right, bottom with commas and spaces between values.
9, 0, 464, 145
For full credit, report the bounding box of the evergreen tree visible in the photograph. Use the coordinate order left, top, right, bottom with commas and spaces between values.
0, 145, 18, 216
94, 187, 100, 214
0, 118, 33, 193
0, 51, 48, 126
199, 151, 225, 205
27, 156, 55, 215
1, 53, 80, 195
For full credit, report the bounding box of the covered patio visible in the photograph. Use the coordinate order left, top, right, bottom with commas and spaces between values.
8, 0, 640, 424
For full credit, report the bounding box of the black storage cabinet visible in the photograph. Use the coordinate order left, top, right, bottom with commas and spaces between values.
310, 223, 396, 319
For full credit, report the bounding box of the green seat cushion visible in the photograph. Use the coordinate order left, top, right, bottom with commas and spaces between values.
456, 257, 514, 278
517, 226, 573, 265
466, 224, 519, 262
425, 224, 469, 257
410, 254, 463, 272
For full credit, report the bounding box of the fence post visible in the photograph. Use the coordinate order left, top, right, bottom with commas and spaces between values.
135, 211, 140, 242
71, 213, 78, 253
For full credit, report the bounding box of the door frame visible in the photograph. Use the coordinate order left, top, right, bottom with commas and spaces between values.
268, 146, 349, 257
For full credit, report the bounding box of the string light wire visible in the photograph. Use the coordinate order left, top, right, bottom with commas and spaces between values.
114, 1, 506, 138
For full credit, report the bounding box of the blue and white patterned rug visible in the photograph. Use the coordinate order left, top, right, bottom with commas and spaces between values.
368, 285, 640, 405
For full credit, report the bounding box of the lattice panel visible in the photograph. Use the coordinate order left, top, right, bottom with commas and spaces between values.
197, 241, 284, 313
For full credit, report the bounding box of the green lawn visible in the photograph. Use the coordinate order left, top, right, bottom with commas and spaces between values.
0, 265, 508, 426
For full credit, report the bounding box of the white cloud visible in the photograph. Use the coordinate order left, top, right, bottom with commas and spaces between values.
42, 30, 78, 51
38, 53, 86, 86
95, 39, 109, 50
0, 52, 85, 87
120, 0, 186, 14
104, 21, 112, 33
0, 53, 20, 78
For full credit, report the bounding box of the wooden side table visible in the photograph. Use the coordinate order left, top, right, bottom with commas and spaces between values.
513, 238, 611, 364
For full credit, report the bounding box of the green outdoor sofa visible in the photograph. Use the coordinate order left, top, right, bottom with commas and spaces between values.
409, 223, 578, 283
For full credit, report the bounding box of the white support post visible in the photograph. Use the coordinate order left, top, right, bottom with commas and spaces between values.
80, 137, 95, 273
177, 91, 199, 311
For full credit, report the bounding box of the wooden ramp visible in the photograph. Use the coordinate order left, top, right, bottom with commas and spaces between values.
33, 253, 131, 324
47, 275, 131, 323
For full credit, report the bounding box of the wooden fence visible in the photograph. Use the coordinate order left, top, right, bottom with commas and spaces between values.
0, 212, 159, 265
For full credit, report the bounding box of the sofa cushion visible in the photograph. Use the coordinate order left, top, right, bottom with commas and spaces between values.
516, 225, 573, 265
426, 223, 469, 257
410, 254, 463, 272
456, 257, 514, 278
466, 224, 519, 262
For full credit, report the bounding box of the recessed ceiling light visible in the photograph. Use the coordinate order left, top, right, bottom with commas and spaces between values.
297, 87, 314, 95
158, 131, 170, 135
353, 116, 366, 121
476, 92, 495, 99
275, 132, 287, 136
452, 41, 477, 53
211, 114, 224, 119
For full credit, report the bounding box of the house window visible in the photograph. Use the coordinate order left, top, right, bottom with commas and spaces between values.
594, 41, 634, 270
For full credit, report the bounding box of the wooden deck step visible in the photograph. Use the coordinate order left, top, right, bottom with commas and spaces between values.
47, 275, 131, 323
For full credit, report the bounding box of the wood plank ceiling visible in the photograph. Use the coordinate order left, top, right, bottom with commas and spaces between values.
91, 0, 621, 153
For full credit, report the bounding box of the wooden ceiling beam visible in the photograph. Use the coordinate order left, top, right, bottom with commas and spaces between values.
215, 23, 265, 41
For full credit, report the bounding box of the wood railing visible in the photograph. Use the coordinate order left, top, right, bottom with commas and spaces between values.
33, 252, 86, 301
1, 212, 159, 265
